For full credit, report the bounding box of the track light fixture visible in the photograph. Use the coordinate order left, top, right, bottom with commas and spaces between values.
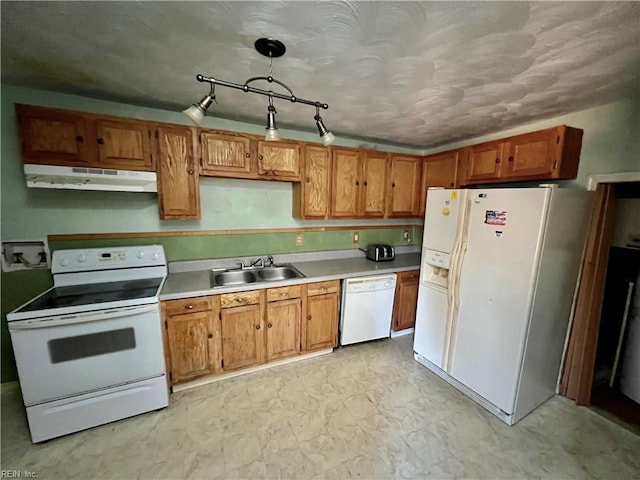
183, 38, 335, 145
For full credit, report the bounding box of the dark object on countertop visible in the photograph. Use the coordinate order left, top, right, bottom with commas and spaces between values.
362, 244, 395, 262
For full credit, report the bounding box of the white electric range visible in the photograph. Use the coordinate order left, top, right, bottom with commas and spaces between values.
7, 245, 169, 443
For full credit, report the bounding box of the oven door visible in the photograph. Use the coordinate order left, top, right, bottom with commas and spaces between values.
8, 304, 165, 406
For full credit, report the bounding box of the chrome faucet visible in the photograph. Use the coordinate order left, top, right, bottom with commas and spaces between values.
249, 258, 264, 268
266, 255, 275, 267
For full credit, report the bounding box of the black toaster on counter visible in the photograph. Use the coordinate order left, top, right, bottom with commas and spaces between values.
364, 244, 395, 262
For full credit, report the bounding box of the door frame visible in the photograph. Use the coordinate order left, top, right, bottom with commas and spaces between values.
559, 171, 640, 405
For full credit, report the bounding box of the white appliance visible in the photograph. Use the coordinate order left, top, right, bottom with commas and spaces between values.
7, 245, 169, 442
620, 273, 640, 403
24, 164, 158, 192
340, 274, 397, 345
413, 186, 593, 425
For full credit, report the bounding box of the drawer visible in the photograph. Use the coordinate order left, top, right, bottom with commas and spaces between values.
267, 285, 302, 302
399, 270, 420, 282
307, 280, 339, 297
164, 296, 211, 316
220, 290, 261, 308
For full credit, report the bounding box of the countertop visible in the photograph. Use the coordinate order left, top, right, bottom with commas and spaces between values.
160, 252, 421, 301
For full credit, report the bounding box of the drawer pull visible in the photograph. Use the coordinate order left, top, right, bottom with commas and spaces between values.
207, 333, 213, 339
307, 315, 312, 320
236, 297, 245, 303
280, 292, 288, 297
255, 324, 261, 330
185, 304, 194, 310
267, 323, 273, 328
245, 152, 251, 158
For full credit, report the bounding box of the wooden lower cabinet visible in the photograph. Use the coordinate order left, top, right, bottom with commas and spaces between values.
303, 281, 339, 352
265, 297, 302, 362
392, 270, 420, 332
162, 296, 221, 384
220, 292, 265, 371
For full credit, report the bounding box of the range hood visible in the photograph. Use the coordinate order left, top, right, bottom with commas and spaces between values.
24, 164, 157, 192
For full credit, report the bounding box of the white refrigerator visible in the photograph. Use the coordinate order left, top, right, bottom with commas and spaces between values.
413, 186, 593, 425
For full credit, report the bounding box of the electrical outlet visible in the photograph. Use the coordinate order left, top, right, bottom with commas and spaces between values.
353, 231, 359, 244
295, 233, 303, 246
403, 230, 410, 240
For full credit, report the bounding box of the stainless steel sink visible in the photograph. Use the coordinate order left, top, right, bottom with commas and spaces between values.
256, 265, 303, 282
209, 263, 304, 288
210, 269, 257, 287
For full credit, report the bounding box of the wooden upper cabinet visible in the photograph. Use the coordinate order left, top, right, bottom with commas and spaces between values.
95, 120, 153, 171
257, 140, 301, 180
360, 151, 388, 218
420, 149, 462, 217
200, 131, 253, 176
462, 126, 583, 185
388, 154, 422, 217
466, 140, 506, 184
156, 127, 200, 220
502, 126, 583, 181
16, 104, 90, 165
330, 147, 361, 217
293, 145, 330, 219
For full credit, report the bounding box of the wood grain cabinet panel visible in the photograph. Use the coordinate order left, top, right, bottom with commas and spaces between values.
257, 141, 301, 180
466, 140, 505, 184
330, 147, 361, 217
156, 126, 200, 220
293, 145, 330, 219
388, 154, 422, 217
392, 270, 420, 332
303, 281, 339, 352
16, 104, 90, 165
95, 120, 153, 171
265, 298, 302, 361
220, 303, 265, 371
163, 296, 221, 385
200, 131, 254, 176
361, 151, 388, 218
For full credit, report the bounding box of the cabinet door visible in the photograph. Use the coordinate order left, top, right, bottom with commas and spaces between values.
294, 145, 330, 219
388, 154, 421, 217
257, 141, 301, 180
221, 304, 264, 371
420, 150, 460, 217
96, 120, 153, 171
156, 127, 201, 220
465, 140, 505, 184
330, 148, 361, 217
166, 311, 217, 384
305, 293, 338, 352
392, 270, 420, 332
361, 151, 388, 217
265, 299, 301, 361
200, 131, 254, 176
502, 130, 557, 180
16, 104, 90, 165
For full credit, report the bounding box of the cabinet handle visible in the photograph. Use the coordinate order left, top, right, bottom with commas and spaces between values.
97, 138, 104, 145
255, 324, 261, 330
392, 182, 396, 187
236, 297, 245, 303
245, 152, 251, 158
305, 177, 310, 183
188, 169, 194, 175
320, 287, 326, 292
364, 181, 368, 186
495, 158, 500, 164
184, 304, 194, 310
280, 292, 288, 297
267, 323, 273, 328
75, 136, 84, 143
355, 180, 360, 186
258, 155, 264, 160
207, 333, 213, 339
508, 156, 514, 162
307, 315, 312, 320
450, 182, 454, 187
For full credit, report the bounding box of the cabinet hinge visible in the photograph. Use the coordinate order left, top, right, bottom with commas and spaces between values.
556, 135, 560, 144
221, 359, 224, 368
155, 131, 159, 139
164, 320, 168, 329
219, 312, 222, 320
553, 160, 558, 170
168, 372, 173, 382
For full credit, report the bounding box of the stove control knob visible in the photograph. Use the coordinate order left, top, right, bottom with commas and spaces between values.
152, 252, 159, 261
137, 251, 145, 259
384, 281, 391, 288
77, 254, 86, 263
60, 258, 69, 267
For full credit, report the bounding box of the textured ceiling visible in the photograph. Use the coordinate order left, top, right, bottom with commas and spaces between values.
1, 1, 639, 149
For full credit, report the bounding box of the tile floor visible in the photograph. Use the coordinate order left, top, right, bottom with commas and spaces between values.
1, 335, 639, 479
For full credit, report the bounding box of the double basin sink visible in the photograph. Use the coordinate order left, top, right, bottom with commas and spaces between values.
210, 264, 305, 288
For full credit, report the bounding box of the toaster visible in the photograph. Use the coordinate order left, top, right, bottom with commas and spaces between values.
365, 244, 395, 262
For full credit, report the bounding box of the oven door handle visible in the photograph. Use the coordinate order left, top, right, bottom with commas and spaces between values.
8, 304, 159, 330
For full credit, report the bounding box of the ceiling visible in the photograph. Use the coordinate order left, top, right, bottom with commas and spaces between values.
2, 1, 639, 149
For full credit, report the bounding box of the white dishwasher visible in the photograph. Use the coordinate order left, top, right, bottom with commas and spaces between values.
340, 273, 397, 345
